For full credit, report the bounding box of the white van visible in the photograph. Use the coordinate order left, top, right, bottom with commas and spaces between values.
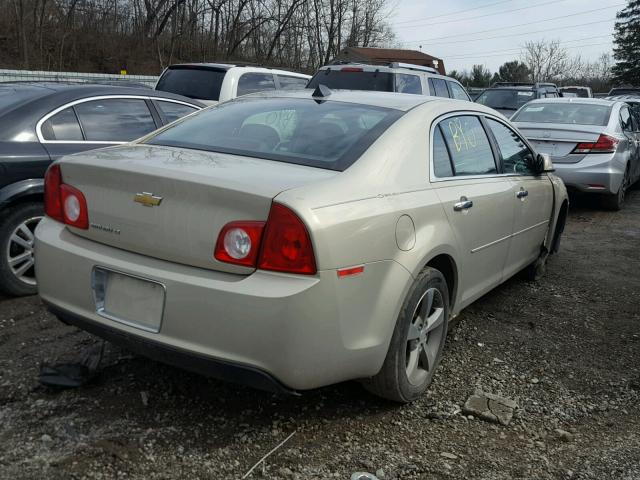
155, 63, 310, 106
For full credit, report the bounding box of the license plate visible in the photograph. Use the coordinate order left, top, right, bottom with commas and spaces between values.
92, 267, 166, 333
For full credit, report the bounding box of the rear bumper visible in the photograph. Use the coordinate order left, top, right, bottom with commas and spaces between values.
46, 302, 295, 394
553, 153, 625, 194
35, 218, 411, 391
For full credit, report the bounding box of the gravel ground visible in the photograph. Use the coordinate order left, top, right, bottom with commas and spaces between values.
1, 190, 639, 480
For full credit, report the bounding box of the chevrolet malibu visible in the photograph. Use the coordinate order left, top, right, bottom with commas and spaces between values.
35, 90, 568, 402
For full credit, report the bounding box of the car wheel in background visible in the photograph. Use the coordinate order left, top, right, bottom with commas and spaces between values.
363, 267, 449, 403
602, 166, 630, 211
0, 203, 43, 296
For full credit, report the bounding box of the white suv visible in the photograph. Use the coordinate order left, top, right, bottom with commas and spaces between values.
307, 62, 471, 101
155, 63, 311, 106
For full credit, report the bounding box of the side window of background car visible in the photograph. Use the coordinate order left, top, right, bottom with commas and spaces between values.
428, 78, 449, 98
620, 107, 633, 133
276, 75, 308, 90
448, 82, 469, 101
438, 115, 497, 176
395, 74, 422, 94
237, 73, 276, 96
74, 99, 157, 142
156, 101, 198, 123
486, 118, 535, 175
41, 107, 83, 141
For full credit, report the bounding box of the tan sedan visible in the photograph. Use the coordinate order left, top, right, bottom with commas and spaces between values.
35, 89, 568, 402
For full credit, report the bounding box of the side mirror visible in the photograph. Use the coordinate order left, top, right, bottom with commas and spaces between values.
526, 153, 554, 174
539, 153, 555, 173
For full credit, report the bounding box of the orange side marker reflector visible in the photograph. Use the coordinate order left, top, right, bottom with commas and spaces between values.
337, 265, 364, 278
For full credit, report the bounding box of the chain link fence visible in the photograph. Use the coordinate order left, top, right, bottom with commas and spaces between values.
0, 69, 158, 87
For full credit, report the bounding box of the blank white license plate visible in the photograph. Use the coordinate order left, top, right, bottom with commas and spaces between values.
92, 268, 165, 333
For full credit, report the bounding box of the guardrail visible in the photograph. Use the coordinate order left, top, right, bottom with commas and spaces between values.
0, 69, 158, 87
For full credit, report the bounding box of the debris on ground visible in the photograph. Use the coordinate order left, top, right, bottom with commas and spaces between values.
462, 390, 518, 426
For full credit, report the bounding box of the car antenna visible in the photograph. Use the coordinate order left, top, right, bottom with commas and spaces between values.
312, 84, 332, 99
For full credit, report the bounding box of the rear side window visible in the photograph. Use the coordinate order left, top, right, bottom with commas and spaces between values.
438, 116, 496, 176
156, 67, 226, 101
156, 101, 198, 123
237, 73, 276, 97
621, 107, 633, 132
307, 70, 394, 92
395, 74, 422, 94
486, 118, 534, 175
429, 78, 450, 98
75, 99, 157, 142
147, 98, 403, 171
276, 75, 308, 90
448, 82, 470, 101
41, 107, 83, 141
432, 126, 453, 177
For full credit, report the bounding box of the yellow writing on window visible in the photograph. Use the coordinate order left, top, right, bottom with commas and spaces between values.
448, 118, 477, 152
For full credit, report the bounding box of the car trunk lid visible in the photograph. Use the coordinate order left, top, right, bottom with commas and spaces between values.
60, 144, 337, 274
515, 122, 605, 163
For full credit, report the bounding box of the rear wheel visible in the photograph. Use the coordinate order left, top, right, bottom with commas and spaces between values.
363, 267, 449, 403
602, 166, 630, 211
0, 203, 43, 296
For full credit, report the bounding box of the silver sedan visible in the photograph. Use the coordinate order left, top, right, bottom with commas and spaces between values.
512, 98, 640, 210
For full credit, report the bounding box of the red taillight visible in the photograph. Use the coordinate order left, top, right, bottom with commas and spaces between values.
341, 67, 363, 72
44, 164, 89, 229
214, 221, 265, 267
572, 134, 619, 154
258, 204, 316, 275
214, 203, 316, 275
44, 164, 63, 222
60, 184, 89, 229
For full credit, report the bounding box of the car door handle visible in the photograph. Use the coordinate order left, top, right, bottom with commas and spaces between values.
517, 189, 529, 199
453, 197, 473, 211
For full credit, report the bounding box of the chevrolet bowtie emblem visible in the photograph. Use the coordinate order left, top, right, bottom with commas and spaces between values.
134, 192, 163, 207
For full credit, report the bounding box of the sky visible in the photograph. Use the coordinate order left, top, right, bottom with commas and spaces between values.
388, 0, 623, 73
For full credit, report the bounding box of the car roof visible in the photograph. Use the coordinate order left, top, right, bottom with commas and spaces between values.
315, 63, 453, 80
243, 88, 490, 113
166, 63, 310, 78
0, 82, 204, 103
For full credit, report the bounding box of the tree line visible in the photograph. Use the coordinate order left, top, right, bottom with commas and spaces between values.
1, 0, 395, 74
448, 41, 615, 92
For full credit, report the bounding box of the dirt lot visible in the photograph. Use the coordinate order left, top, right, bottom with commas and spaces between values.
1, 190, 639, 480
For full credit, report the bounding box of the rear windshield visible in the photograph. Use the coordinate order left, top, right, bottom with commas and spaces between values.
475, 89, 535, 110
512, 103, 611, 126
307, 70, 394, 92
560, 88, 589, 98
156, 67, 226, 101
146, 97, 402, 171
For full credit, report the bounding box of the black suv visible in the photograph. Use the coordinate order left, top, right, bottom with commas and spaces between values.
475, 82, 560, 118
0, 83, 203, 295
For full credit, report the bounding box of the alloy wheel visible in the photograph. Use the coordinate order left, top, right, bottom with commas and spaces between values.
405, 287, 446, 386
6, 216, 42, 286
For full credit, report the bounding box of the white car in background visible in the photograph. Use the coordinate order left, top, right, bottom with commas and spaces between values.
155, 63, 310, 105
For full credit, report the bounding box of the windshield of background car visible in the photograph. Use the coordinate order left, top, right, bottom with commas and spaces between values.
146, 97, 403, 171
512, 103, 611, 126
476, 89, 534, 110
156, 67, 226, 100
307, 70, 394, 92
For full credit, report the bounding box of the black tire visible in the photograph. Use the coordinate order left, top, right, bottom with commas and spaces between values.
363, 267, 449, 403
0, 202, 43, 296
602, 166, 629, 211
